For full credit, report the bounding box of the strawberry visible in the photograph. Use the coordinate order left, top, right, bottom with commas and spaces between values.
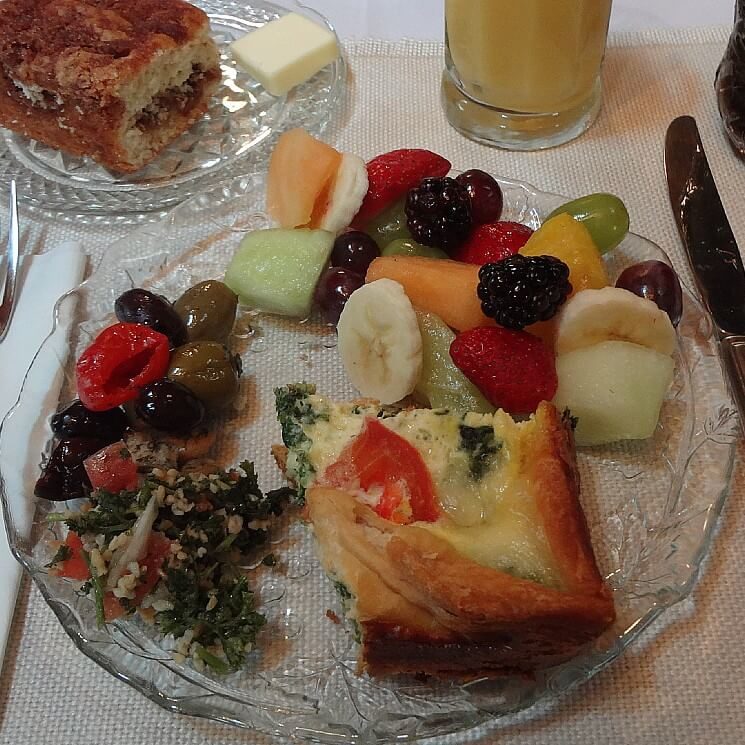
353, 149, 451, 226
452, 221, 534, 265
449, 326, 557, 414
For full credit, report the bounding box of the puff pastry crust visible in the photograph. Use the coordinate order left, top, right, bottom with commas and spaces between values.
304, 402, 616, 677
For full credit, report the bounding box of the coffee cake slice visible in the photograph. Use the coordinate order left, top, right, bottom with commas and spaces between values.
0, 0, 221, 172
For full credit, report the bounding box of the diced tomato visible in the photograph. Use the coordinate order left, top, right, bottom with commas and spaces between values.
56, 531, 90, 581
84, 442, 139, 492
103, 593, 126, 622
321, 418, 439, 524
104, 532, 171, 621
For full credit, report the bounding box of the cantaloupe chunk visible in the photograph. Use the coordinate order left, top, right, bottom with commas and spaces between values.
267, 129, 342, 228
365, 256, 493, 332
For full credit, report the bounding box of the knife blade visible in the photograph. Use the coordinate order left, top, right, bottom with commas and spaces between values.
665, 114, 745, 431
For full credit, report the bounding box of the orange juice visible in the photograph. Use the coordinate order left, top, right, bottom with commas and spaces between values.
445, 0, 612, 114
442, 0, 612, 149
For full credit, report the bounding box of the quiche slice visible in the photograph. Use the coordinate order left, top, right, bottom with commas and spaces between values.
274, 384, 615, 677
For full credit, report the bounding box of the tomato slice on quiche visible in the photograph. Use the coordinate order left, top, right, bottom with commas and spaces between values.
321, 417, 439, 524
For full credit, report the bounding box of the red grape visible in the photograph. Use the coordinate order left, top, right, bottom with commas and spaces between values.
330, 231, 380, 275
616, 260, 683, 326
315, 267, 365, 324
455, 169, 503, 225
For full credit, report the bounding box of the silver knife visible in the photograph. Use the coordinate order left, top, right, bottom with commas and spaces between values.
665, 114, 745, 430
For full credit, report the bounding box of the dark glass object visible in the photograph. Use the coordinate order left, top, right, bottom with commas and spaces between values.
716, 1, 745, 155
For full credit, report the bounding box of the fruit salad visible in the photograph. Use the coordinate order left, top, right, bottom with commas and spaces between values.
225, 128, 682, 446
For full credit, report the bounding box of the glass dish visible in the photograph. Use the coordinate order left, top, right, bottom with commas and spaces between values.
0, 171, 737, 743
0, 0, 345, 216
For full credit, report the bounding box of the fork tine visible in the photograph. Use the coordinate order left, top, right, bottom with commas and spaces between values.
0, 181, 20, 343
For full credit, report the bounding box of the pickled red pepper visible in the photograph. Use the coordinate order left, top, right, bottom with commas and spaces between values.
76, 323, 170, 411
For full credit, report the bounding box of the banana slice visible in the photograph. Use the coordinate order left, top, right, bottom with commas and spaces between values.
337, 279, 423, 404
555, 286, 676, 356
318, 153, 369, 233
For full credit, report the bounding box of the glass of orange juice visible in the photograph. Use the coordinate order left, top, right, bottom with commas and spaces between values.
442, 0, 613, 150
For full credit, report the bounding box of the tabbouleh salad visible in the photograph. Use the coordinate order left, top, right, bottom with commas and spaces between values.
48, 461, 293, 672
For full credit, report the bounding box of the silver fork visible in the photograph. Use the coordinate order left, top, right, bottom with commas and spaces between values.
0, 181, 19, 343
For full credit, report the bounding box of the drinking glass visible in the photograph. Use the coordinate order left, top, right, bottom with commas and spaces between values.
441, 0, 613, 150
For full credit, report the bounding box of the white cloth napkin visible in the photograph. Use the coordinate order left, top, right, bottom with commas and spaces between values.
0, 240, 86, 671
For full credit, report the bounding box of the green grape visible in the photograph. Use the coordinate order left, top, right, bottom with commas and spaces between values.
382, 239, 448, 260
362, 198, 411, 248
546, 193, 629, 254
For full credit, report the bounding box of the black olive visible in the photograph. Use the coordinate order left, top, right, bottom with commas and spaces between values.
134, 378, 205, 434
34, 437, 108, 502
174, 280, 238, 343
114, 288, 188, 348
51, 399, 129, 442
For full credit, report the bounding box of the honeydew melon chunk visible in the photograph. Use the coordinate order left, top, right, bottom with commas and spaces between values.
225, 228, 334, 318
553, 340, 674, 446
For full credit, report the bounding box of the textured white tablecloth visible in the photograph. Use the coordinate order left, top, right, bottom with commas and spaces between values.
2, 25, 745, 745
309, 0, 736, 39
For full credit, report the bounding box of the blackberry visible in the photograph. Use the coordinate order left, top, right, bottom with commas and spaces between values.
477, 255, 572, 330
405, 177, 472, 253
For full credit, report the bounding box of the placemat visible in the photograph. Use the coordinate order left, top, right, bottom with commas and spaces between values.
2, 26, 744, 745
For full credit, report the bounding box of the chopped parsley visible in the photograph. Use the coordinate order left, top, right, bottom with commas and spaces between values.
158, 570, 265, 670
65, 486, 150, 538
82, 550, 106, 628
458, 424, 502, 480
45, 543, 71, 569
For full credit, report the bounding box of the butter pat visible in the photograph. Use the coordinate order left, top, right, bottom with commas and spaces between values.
231, 12, 339, 97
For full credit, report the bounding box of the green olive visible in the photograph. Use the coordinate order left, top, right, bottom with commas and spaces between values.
167, 342, 242, 412
173, 280, 238, 343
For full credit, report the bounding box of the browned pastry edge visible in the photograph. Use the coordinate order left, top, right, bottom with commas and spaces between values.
301, 402, 615, 678
529, 403, 612, 597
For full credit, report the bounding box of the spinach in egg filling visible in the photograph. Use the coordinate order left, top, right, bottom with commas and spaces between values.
458, 423, 502, 480
275, 383, 328, 500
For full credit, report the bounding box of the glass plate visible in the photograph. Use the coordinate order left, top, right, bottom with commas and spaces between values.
0, 0, 345, 216
0, 171, 738, 743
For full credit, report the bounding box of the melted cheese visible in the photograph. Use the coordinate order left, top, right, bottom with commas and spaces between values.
300, 398, 560, 586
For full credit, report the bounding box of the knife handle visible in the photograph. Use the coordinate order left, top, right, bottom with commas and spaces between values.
720, 335, 745, 436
